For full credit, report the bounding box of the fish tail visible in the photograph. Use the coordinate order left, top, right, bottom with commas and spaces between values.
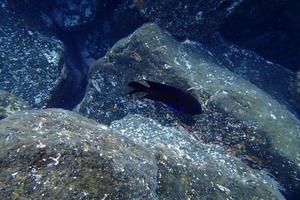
128, 81, 149, 95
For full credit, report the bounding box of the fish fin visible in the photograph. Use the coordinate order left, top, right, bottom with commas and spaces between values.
142, 94, 158, 101
145, 80, 161, 89
128, 81, 149, 94
128, 89, 138, 95
164, 102, 179, 112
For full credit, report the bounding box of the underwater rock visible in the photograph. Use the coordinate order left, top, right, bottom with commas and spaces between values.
0, 90, 30, 120
0, 1, 66, 108
49, 0, 121, 31
110, 114, 285, 199
0, 109, 285, 199
132, 0, 245, 40
50, 0, 101, 31
76, 23, 300, 196
220, 0, 299, 72
74, 1, 145, 66
203, 33, 299, 113
0, 109, 157, 199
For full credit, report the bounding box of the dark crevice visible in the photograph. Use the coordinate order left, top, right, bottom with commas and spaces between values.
46, 25, 88, 110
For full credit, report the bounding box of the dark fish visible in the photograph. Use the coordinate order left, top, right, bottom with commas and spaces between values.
128, 80, 202, 115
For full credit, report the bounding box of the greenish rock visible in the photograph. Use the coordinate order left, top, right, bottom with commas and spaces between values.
0, 90, 30, 120
0, 109, 157, 199
110, 114, 285, 200
204, 33, 299, 113
76, 23, 300, 195
0, 1, 66, 108
0, 109, 284, 199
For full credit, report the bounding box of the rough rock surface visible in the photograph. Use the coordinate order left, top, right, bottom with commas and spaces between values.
78, 0, 144, 63
0, 109, 285, 199
0, 1, 66, 108
134, 0, 245, 40
49, 0, 114, 31
111, 114, 285, 199
0, 109, 157, 199
76, 23, 300, 196
0, 90, 30, 120
204, 33, 299, 114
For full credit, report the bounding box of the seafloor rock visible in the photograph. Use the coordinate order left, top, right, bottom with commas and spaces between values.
0, 90, 30, 120
0, 109, 157, 199
134, 0, 245, 40
0, 109, 285, 199
0, 1, 66, 108
50, 0, 101, 31
220, 0, 299, 71
49, 0, 121, 31
111, 114, 285, 199
77, 0, 145, 62
76, 23, 300, 196
204, 33, 299, 113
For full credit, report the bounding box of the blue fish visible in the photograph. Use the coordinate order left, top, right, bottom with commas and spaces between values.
128, 80, 202, 115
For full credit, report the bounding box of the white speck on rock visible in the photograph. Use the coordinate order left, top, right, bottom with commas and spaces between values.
28, 30, 34, 35
11, 172, 18, 178
101, 194, 108, 200
216, 184, 230, 194
91, 79, 101, 93
111, 80, 117, 87
195, 11, 203, 21
270, 114, 277, 120
36, 140, 46, 148
42, 50, 60, 66
164, 63, 172, 69
48, 153, 61, 166
34, 96, 42, 104
98, 124, 108, 130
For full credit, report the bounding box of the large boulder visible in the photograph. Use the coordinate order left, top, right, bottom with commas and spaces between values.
0, 109, 157, 199
0, 1, 66, 108
203, 33, 299, 114
0, 109, 284, 199
111, 114, 285, 199
220, 0, 299, 71
76, 23, 300, 197
133, 0, 245, 40
0, 90, 30, 120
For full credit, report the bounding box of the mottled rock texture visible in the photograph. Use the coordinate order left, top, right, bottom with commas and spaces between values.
0, 109, 157, 199
0, 1, 66, 108
134, 0, 245, 40
76, 23, 300, 196
0, 109, 284, 199
0, 90, 30, 120
111, 114, 285, 199
204, 33, 299, 114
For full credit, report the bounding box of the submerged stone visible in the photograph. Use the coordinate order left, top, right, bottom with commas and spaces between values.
76, 23, 300, 196
0, 90, 30, 120
0, 109, 157, 199
0, 109, 284, 199
134, 0, 245, 40
110, 114, 284, 199
0, 1, 66, 108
